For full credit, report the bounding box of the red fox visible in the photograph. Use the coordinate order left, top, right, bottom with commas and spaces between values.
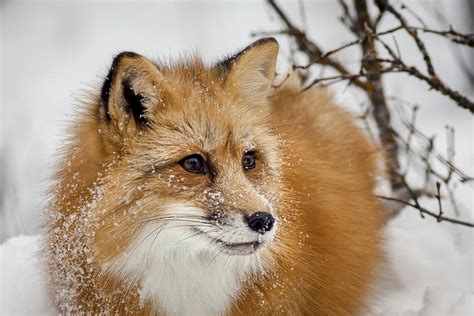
45, 38, 382, 315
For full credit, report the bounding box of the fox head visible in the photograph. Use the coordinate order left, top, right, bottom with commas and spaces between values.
88, 39, 285, 306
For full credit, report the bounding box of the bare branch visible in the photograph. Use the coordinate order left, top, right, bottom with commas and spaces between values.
417, 27, 474, 47
376, 0, 436, 77
267, 0, 371, 91
377, 195, 474, 228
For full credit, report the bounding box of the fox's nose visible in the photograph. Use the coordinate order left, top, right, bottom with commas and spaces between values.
245, 212, 275, 233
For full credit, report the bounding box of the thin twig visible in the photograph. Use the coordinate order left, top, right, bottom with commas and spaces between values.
376, 195, 473, 228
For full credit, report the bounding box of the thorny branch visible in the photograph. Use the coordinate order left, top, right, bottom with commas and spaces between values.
262, 0, 474, 227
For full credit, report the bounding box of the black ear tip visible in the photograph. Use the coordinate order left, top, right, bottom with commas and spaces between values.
252, 37, 278, 47
113, 51, 142, 62
216, 38, 279, 74
101, 51, 143, 118
109, 51, 143, 75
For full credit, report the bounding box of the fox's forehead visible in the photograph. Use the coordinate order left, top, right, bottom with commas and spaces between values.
144, 105, 267, 158
158, 60, 226, 96
142, 71, 269, 153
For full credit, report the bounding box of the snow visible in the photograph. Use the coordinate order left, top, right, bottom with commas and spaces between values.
0, 235, 56, 315
1, 211, 472, 315
370, 209, 473, 315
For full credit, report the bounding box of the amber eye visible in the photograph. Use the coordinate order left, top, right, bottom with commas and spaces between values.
243, 151, 256, 170
179, 154, 208, 174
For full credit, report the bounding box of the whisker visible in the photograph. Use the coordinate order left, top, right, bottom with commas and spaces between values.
206, 233, 228, 269
267, 191, 279, 204
138, 214, 208, 220
146, 223, 167, 267
206, 231, 225, 252
143, 223, 218, 265
208, 246, 226, 269
120, 222, 214, 271
137, 215, 210, 225
208, 228, 245, 268
172, 228, 221, 247
119, 223, 166, 273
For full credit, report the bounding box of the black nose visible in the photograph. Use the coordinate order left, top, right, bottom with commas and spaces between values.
245, 212, 275, 233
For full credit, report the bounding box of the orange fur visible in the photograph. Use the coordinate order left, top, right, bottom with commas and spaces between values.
44, 38, 382, 315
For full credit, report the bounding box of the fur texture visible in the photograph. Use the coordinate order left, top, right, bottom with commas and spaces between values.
44, 38, 383, 315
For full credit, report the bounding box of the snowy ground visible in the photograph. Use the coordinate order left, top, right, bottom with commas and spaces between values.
1, 1, 473, 315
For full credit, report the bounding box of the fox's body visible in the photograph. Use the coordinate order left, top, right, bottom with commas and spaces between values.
45, 38, 382, 315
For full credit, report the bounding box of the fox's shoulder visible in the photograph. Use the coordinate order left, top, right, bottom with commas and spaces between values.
270, 79, 380, 186
270, 80, 351, 129
270, 81, 369, 148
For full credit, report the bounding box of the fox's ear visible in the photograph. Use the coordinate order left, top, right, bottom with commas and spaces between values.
100, 52, 166, 133
219, 38, 279, 103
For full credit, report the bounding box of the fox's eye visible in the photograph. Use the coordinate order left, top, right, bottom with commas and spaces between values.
243, 151, 256, 170
179, 154, 208, 174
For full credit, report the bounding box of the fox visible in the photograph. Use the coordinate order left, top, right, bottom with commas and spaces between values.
44, 37, 383, 315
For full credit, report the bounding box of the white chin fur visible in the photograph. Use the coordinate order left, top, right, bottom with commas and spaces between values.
103, 204, 275, 316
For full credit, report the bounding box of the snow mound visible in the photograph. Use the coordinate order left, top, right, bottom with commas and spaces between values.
370, 209, 473, 315
0, 235, 56, 315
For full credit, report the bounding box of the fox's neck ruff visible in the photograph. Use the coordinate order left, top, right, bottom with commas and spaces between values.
106, 222, 271, 315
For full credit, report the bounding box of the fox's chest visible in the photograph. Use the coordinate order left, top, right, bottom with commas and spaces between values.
107, 224, 259, 315
144, 257, 244, 315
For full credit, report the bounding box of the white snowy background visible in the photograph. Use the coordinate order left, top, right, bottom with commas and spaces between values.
0, 0, 472, 315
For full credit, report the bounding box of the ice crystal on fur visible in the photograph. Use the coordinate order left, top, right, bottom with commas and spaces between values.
45, 177, 106, 312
